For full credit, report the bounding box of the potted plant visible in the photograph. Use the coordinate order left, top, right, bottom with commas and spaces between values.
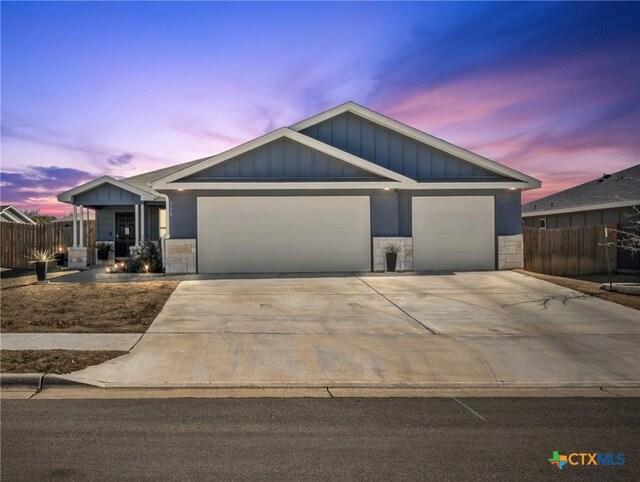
95, 242, 113, 261
26, 248, 57, 282
385, 243, 401, 272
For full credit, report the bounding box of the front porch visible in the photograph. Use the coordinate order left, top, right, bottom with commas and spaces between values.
57, 176, 167, 269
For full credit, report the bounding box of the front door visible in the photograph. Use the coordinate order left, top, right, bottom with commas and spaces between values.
115, 213, 136, 257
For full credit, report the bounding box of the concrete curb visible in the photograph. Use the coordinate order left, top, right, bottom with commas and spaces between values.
1, 373, 90, 389
59, 377, 640, 389
0, 373, 43, 389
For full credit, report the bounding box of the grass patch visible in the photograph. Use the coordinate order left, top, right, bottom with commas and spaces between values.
1, 350, 127, 374
515, 270, 640, 310
1, 281, 179, 333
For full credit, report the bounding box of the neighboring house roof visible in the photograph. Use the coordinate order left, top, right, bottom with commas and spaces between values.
51, 212, 95, 223
0, 205, 37, 224
522, 163, 640, 217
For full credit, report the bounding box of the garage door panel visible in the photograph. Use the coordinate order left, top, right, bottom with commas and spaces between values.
413, 196, 495, 271
416, 233, 495, 252
197, 196, 370, 273
413, 197, 494, 216
418, 251, 493, 270
413, 215, 494, 234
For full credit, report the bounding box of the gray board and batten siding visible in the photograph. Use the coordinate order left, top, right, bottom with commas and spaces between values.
73, 183, 142, 206
181, 138, 387, 182
300, 111, 513, 181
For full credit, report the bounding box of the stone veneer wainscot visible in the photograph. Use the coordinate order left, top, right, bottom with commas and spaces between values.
373, 237, 413, 272
164, 239, 197, 273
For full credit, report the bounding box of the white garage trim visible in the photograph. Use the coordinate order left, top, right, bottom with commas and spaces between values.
412, 196, 495, 271
197, 196, 371, 273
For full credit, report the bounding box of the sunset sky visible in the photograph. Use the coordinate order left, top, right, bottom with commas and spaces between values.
2, 1, 639, 217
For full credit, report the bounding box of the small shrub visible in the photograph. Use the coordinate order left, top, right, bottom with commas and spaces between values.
126, 240, 163, 273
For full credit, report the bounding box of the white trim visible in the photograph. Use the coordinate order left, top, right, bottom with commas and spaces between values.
72, 205, 78, 247
1, 211, 23, 223
152, 128, 417, 189
0, 206, 37, 224
290, 102, 541, 189
79, 205, 84, 247
57, 175, 156, 203
134, 204, 140, 245
160, 181, 530, 191
140, 204, 145, 242
157, 193, 170, 239
522, 200, 639, 217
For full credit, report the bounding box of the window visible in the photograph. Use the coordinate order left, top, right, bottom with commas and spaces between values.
539, 218, 547, 229
159, 209, 167, 238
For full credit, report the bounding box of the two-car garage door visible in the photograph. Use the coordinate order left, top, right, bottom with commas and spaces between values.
197, 196, 371, 273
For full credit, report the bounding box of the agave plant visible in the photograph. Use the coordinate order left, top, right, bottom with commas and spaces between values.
384, 243, 402, 255
25, 248, 58, 264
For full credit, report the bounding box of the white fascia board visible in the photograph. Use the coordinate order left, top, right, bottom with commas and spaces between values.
522, 200, 640, 217
152, 128, 417, 190
290, 102, 541, 188
57, 175, 156, 203
156, 181, 530, 191
1, 210, 23, 223
2, 207, 36, 224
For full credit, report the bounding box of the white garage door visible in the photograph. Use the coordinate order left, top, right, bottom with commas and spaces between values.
197, 196, 371, 273
412, 196, 495, 271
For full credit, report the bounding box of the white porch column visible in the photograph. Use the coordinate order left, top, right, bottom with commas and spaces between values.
79, 205, 84, 247
72, 205, 78, 247
134, 204, 140, 245
140, 204, 145, 242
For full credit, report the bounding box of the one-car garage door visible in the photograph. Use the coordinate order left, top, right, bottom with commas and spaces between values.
197, 196, 371, 273
412, 196, 495, 270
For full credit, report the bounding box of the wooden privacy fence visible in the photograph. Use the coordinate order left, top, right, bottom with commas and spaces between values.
0, 220, 96, 269
523, 224, 617, 276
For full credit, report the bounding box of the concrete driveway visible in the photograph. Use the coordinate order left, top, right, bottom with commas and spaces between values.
65, 271, 640, 388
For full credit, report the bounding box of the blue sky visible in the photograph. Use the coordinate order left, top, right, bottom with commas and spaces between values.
2, 1, 639, 215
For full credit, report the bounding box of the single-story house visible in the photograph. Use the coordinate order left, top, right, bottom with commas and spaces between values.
58, 102, 540, 273
0, 205, 36, 224
522, 163, 639, 271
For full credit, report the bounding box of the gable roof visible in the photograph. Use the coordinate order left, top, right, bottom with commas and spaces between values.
0, 205, 36, 224
152, 127, 418, 189
57, 175, 157, 203
122, 157, 208, 192
290, 101, 540, 189
522, 164, 640, 217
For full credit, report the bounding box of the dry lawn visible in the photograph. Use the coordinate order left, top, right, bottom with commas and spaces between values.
1, 281, 179, 333
515, 270, 640, 310
1, 350, 127, 374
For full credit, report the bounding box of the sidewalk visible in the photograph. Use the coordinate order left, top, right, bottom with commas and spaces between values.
0, 333, 141, 351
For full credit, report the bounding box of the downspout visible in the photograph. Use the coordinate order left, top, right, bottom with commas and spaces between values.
151, 184, 171, 270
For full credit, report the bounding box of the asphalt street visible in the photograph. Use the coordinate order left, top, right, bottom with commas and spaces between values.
2, 397, 639, 481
